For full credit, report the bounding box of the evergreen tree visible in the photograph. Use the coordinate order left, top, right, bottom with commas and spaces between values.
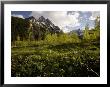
83, 24, 90, 41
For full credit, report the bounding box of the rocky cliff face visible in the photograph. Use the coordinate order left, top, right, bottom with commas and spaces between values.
11, 16, 62, 41
26, 16, 61, 34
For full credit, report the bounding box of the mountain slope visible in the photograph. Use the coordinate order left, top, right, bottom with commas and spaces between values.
11, 16, 63, 41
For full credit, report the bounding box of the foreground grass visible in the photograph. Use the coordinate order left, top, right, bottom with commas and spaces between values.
11, 41, 100, 77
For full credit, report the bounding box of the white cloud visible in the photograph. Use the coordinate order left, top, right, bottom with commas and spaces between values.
89, 16, 96, 20
89, 11, 100, 20
62, 27, 70, 33
12, 14, 24, 19
31, 11, 80, 33
62, 23, 80, 33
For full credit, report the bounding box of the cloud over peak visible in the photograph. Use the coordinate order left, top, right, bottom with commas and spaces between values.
30, 11, 80, 33
11, 11, 100, 33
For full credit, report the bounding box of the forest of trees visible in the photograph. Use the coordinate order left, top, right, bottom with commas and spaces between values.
11, 16, 63, 42
11, 16, 100, 77
11, 16, 100, 46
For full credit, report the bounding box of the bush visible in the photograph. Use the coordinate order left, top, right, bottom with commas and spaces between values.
57, 33, 71, 44
11, 49, 100, 77
11, 41, 100, 77
45, 34, 58, 44
70, 32, 81, 43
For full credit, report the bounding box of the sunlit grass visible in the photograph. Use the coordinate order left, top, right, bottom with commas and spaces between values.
11, 40, 100, 77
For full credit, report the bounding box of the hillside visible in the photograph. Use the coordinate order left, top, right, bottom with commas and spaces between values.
11, 16, 63, 42
11, 16, 100, 77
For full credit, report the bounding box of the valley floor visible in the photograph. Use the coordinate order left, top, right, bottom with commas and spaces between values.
11, 41, 100, 77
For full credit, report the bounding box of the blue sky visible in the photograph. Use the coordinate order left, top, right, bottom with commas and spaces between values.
12, 11, 31, 18
11, 11, 100, 33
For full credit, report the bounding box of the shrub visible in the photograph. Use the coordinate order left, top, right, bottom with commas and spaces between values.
45, 34, 58, 44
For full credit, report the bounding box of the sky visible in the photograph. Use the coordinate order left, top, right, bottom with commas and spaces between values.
11, 11, 100, 33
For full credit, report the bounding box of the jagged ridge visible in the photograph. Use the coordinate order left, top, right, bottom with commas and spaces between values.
11, 16, 63, 41
25, 16, 61, 34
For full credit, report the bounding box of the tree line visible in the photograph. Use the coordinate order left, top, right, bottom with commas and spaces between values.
11, 16, 100, 44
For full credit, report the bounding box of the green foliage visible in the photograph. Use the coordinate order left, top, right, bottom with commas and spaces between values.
70, 32, 80, 43
11, 16, 100, 77
11, 42, 100, 77
45, 34, 58, 44
83, 17, 100, 42
44, 33, 80, 44
83, 25, 90, 41
57, 33, 71, 44
95, 16, 100, 29
11, 16, 29, 42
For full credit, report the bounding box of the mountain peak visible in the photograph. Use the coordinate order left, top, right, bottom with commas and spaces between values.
25, 16, 62, 33
25, 16, 36, 23
28, 16, 35, 19
37, 16, 46, 22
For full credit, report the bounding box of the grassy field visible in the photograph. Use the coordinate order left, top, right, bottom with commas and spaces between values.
11, 40, 100, 77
